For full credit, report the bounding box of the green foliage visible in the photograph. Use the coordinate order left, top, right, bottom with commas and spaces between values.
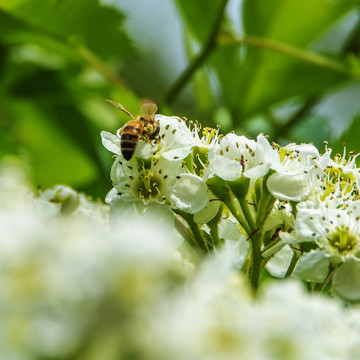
1, 0, 360, 196
240, 0, 358, 116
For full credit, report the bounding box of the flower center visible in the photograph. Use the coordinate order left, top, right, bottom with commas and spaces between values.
136, 170, 164, 202
328, 225, 357, 256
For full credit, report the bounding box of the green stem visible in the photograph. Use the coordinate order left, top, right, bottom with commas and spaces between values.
224, 198, 251, 236
255, 176, 276, 228
174, 210, 209, 253
249, 232, 262, 293
239, 197, 256, 231
174, 214, 200, 250
319, 263, 337, 294
261, 238, 285, 259
208, 204, 223, 247
249, 175, 276, 292
208, 222, 221, 247
67, 36, 127, 91
224, 34, 352, 76
284, 250, 301, 278
164, 0, 229, 103
189, 221, 209, 253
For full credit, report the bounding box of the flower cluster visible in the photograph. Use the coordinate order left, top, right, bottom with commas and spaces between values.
102, 111, 360, 299
1, 165, 360, 359
101, 115, 214, 214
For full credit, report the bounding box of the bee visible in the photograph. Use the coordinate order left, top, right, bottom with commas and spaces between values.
105, 99, 160, 161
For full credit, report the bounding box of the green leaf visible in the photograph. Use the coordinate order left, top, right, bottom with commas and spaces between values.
239, 0, 359, 117
329, 113, 360, 156
175, 0, 226, 43
3, 99, 98, 188
0, 0, 136, 60
243, 0, 358, 46
211, 44, 244, 110
9, 67, 107, 178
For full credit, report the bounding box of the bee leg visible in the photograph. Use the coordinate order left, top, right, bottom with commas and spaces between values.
151, 125, 160, 139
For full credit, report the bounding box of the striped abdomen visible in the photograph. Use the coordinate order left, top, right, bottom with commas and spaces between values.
120, 121, 143, 160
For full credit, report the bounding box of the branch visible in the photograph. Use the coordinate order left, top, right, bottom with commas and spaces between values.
163, 0, 229, 104
67, 36, 128, 92
273, 96, 320, 140
223, 34, 353, 76
0, 11, 128, 93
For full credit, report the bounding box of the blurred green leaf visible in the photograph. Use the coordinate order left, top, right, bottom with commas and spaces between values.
2, 100, 98, 188
0, 0, 136, 60
239, 0, 359, 116
329, 114, 360, 156
243, 0, 358, 45
175, 0, 226, 43
211, 44, 244, 111
8, 67, 106, 177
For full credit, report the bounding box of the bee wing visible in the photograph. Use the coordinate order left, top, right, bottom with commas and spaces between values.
105, 99, 136, 119
140, 102, 158, 119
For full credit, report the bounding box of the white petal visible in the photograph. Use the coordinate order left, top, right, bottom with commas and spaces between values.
255, 134, 278, 164
223, 236, 250, 269
266, 245, 293, 278
161, 146, 193, 161
333, 259, 360, 302
168, 174, 208, 214
109, 199, 178, 255
136, 142, 156, 159
267, 173, 310, 201
292, 250, 329, 283
101, 131, 120, 154
244, 163, 271, 179
219, 218, 242, 241
295, 202, 325, 239
105, 187, 118, 204
279, 232, 300, 245
212, 156, 242, 181
194, 199, 220, 224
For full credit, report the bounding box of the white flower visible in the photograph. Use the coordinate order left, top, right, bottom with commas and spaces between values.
277, 199, 360, 296
101, 114, 218, 163
207, 133, 278, 181
2, 165, 360, 359
264, 200, 295, 232
327, 146, 360, 181
101, 115, 215, 214
290, 200, 360, 262
106, 157, 209, 214
267, 143, 329, 202
316, 148, 360, 206
0, 168, 190, 359
155, 115, 200, 161
257, 281, 360, 359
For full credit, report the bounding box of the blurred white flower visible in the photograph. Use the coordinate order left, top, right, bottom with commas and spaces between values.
1, 165, 360, 359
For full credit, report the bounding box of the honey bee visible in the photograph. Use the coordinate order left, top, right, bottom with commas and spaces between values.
105, 99, 160, 161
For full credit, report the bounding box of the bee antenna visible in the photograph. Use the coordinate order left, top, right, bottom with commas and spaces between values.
105, 99, 136, 119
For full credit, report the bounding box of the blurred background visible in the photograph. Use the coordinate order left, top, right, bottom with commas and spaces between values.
1, 0, 360, 198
